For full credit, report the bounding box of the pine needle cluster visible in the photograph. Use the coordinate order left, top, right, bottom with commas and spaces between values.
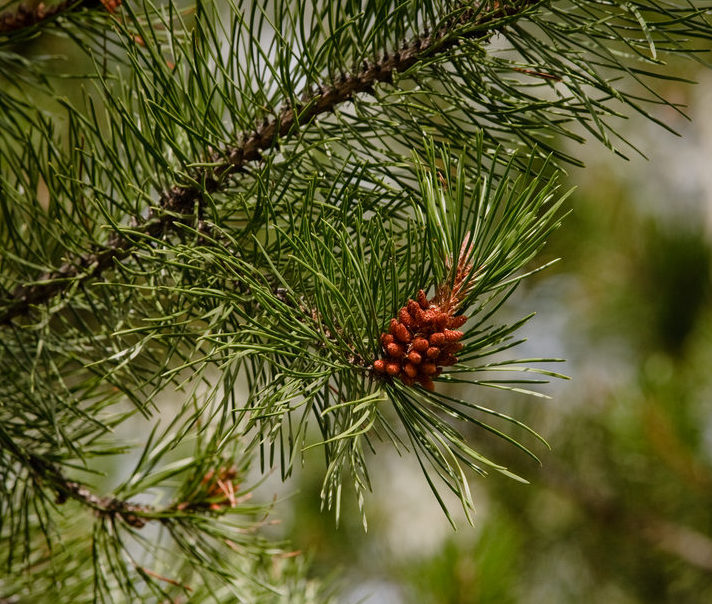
1, 0, 711, 600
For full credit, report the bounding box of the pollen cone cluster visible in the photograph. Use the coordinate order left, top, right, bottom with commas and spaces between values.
372, 289, 467, 391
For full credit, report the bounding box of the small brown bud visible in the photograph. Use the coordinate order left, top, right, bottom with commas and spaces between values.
444, 329, 464, 342
407, 351, 422, 365
373, 359, 386, 373
407, 299, 421, 318
404, 363, 418, 378
434, 312, 449, 329
381, 333, 394, 347
448, 314, 467, 328
415, 307, 428, 325
393, 322, 412, 343
386, 342, 404, 358
426, 346, 440, 359
421, 362, 437, 376
429, 332, 446, 347
417, 289, 429, 309
399, 307, 414, 327
422, 310, 439, 325
386, 362, 401, 376
412, 337, 429, 352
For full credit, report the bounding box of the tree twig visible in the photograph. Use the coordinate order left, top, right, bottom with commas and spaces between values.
29, 453, 244, 528
0, 0, 95, 35
29, 454, 153, 528
0, 0, 541, 327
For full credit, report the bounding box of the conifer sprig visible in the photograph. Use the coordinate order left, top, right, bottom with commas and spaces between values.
1, 0, 712, 600
3, 0, 711, 326
1, 407, 322, 600
0, 0, 542, 326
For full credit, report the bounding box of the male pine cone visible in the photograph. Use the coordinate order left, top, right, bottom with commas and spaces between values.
372, 289, 467, 391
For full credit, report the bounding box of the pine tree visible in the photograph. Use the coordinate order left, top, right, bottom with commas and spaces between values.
1, 0, 711, 600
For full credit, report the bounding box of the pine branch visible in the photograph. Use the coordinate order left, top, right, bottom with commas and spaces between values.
0, 0, 541, 327
32, 455, 153, 528
1, 444, 321, 600
28, 452, 246, 529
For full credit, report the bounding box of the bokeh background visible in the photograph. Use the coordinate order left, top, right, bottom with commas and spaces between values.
5, 6, 712, 603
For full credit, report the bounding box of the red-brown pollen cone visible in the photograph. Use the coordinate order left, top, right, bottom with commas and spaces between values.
371, 235, 476, 390
371, 288, 467, 390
